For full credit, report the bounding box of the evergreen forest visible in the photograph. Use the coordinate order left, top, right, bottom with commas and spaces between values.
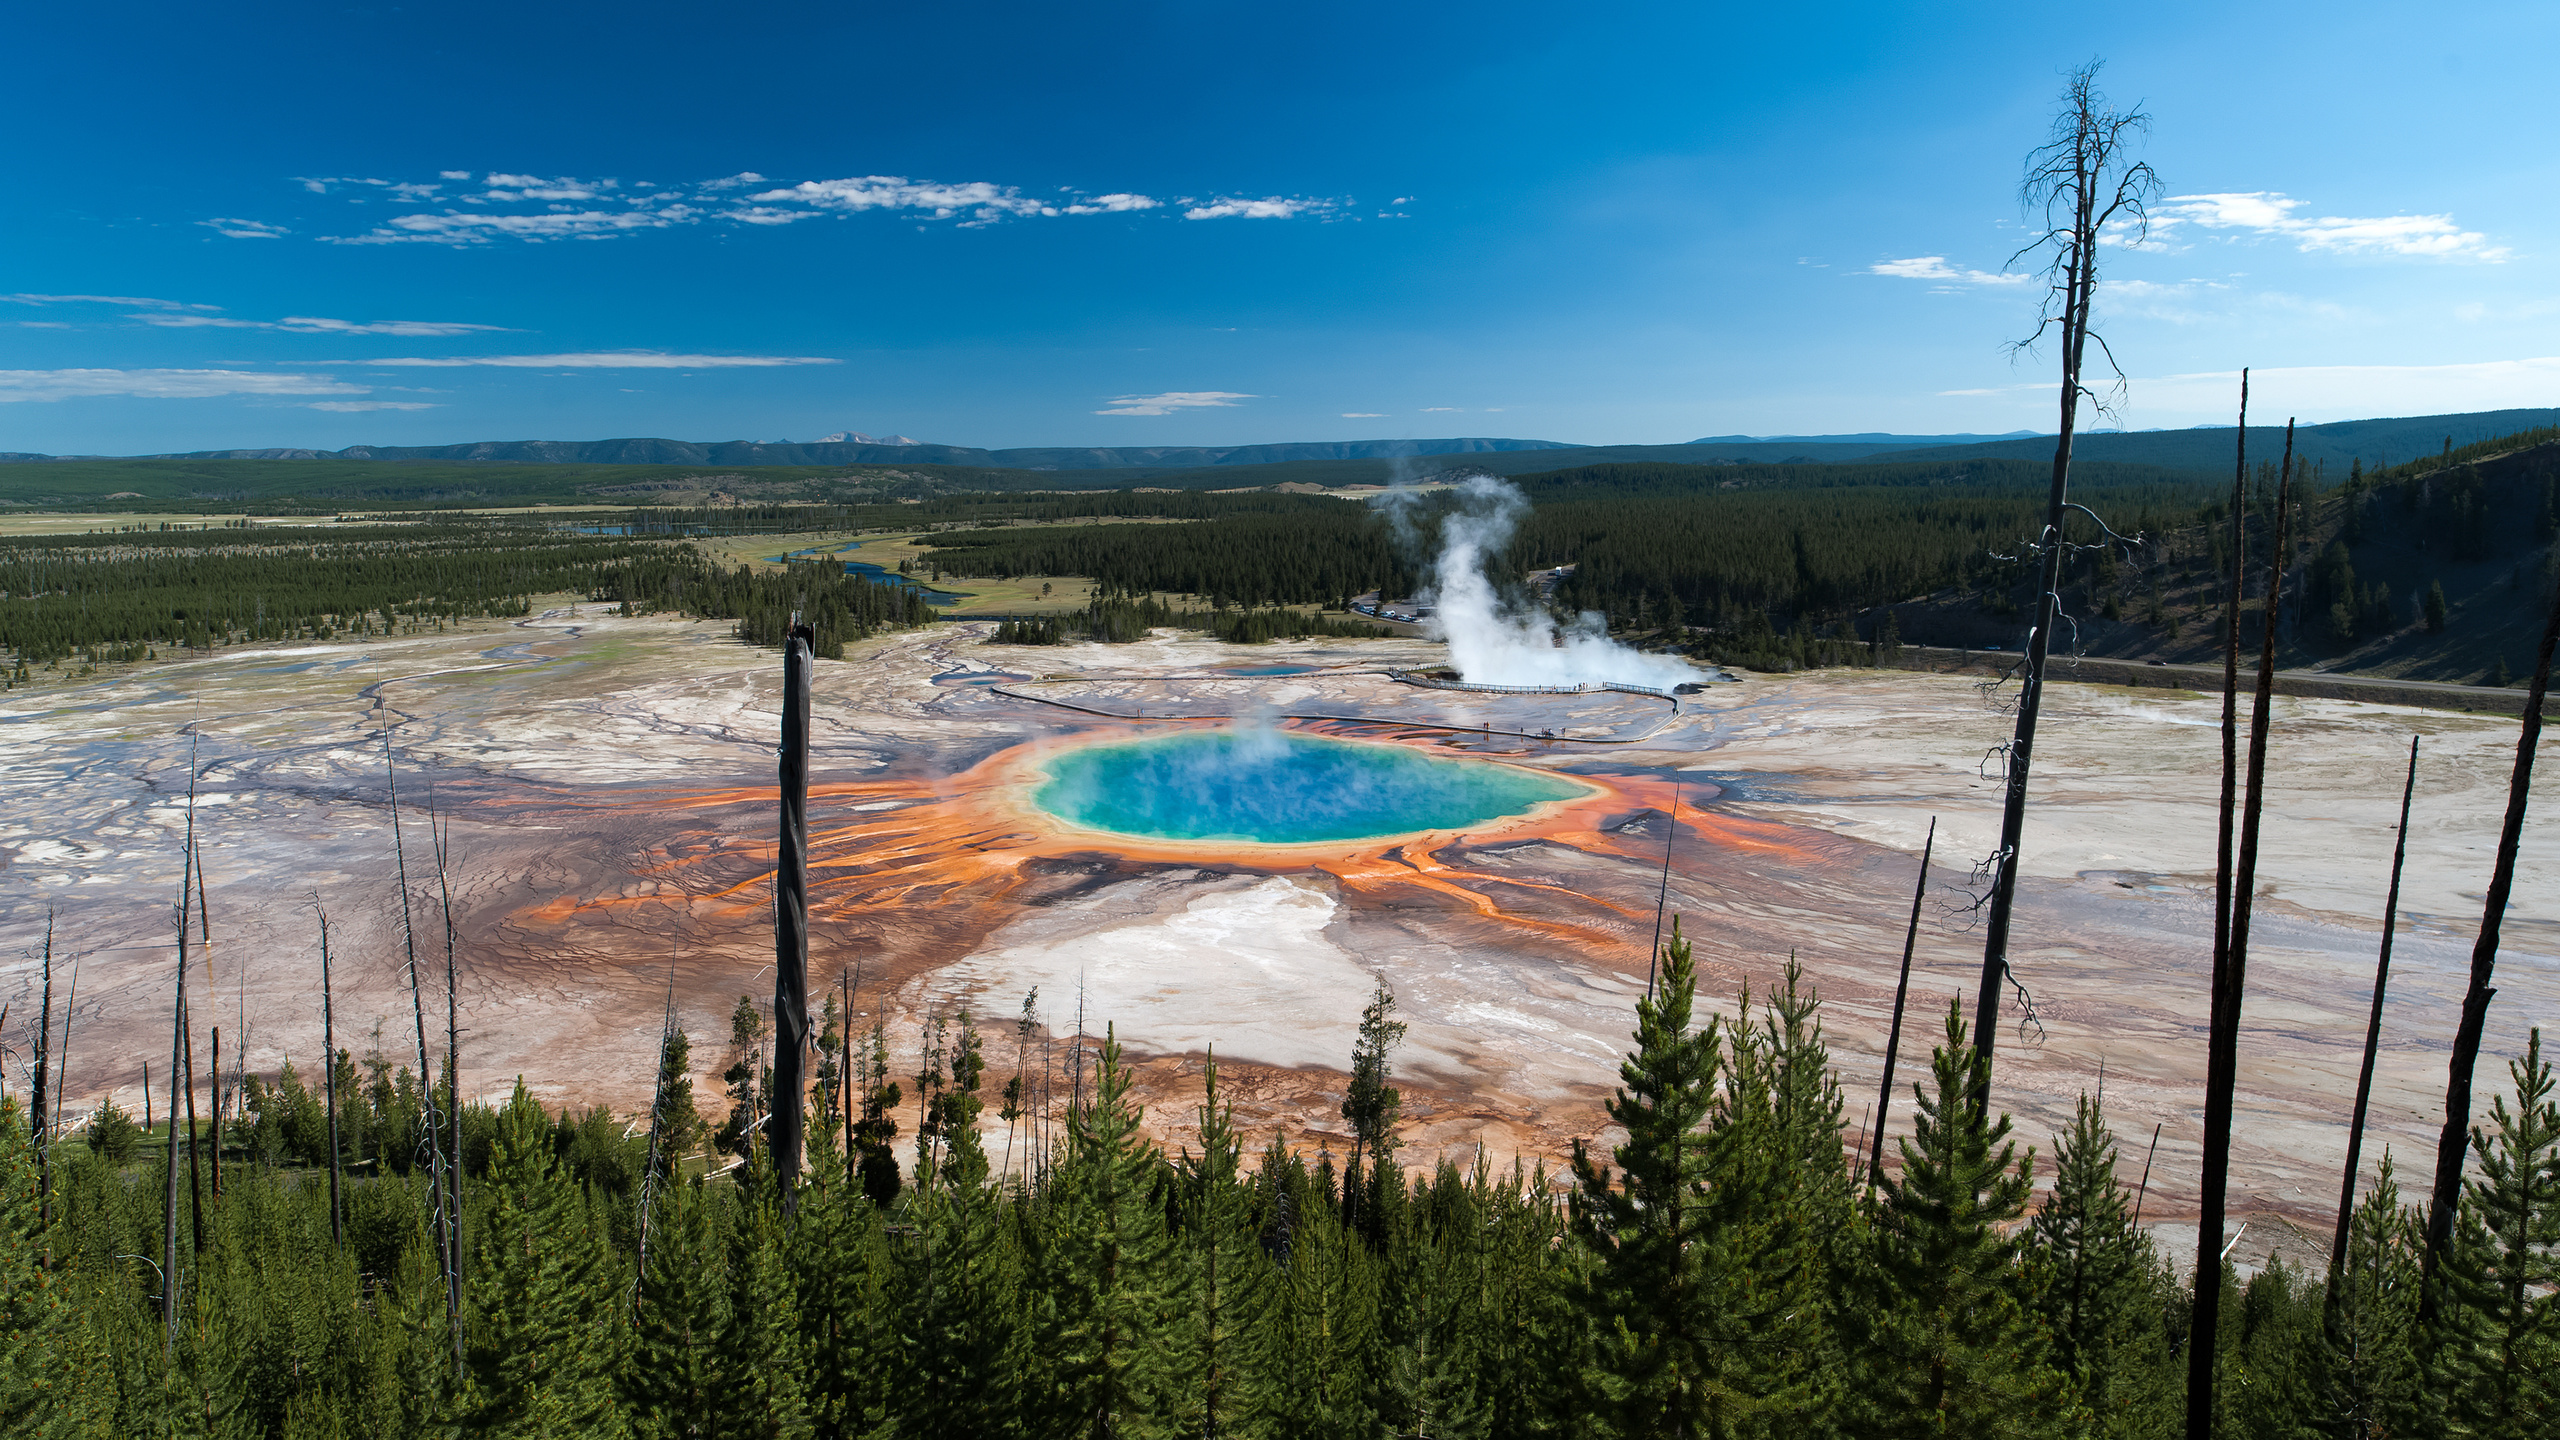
7, 925, 2557, 1438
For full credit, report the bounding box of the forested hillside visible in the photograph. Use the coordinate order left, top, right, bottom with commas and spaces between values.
10, 928, 2554, 1436
0, 521, 935, 679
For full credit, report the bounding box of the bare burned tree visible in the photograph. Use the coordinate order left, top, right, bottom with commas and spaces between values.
2419, 571, 2560, 1305
1971, 61, 2160, 1075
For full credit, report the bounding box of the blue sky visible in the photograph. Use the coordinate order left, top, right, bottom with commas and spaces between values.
7, 0, 2557, 455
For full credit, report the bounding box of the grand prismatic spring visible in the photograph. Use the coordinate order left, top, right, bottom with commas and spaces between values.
3, 607, 2556, 1274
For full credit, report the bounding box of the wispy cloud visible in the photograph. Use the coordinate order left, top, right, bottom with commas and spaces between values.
1341, 411, 1385, 417
0, 368, 372, 402
356, 351, 839, 369
1868, 256, 2031, 288
2150, 192, 2508, 260
133, 313, 515, 336
308, 400, 440, 411
1419, 406, 1462, 412
1094, 390, 1256, 416
243, 168, 1337, 245
6, 293, 221, 311
199, 218, 291, 239
1182, 196, 1331, 220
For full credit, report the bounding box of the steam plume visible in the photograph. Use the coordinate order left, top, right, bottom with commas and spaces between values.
1384, 474, 1697, 689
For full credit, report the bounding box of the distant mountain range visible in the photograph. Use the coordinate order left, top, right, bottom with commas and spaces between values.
6, 409, 2553, 486
0, 435, 1584, 470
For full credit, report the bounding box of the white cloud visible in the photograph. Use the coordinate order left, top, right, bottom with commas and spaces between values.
128, 313, 513, 336
15, 321, 71, 329
297, 177, 442, 201
1094, 390, 1256, 416
200, 218, 290, 239
246, 167, 1333, 245
1341, 411, 1385, 417
1420, 406, 1462, 412
0, 368, 371, 402
2151, 192, 2508, 261
6, 293, 221, 311
308, 400, 440, 411
1182, 196, 1329, 220
1869, 256, 2031, 287
479, 174, 614, 202
1063, 193, 1162, 214
358, 351, 839, 369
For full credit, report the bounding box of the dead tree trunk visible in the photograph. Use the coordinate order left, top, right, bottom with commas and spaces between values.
384, 732, 459, 1364
1972, 63, 2158, 1075
2419, 577, 2560, 1303
2331, 734, 2419, 1278
1868, 818, 1936, 1194
184, 840, 207, 1253
163, 738, 202, 1357
2186, 419, 2297, 1440
772, 622, 815, 1210
318, 904, 343, 1249
431, 804, 464, 1334
32, 913, 52, 1231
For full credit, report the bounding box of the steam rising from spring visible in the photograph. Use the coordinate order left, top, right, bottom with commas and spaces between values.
1382, 473, 1698, 689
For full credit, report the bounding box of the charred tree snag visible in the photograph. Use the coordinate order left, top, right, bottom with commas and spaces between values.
772, 621, 815, 1210
2330, 735, 2419, 1279
2419, 574, 2560, 1306
2186, 419, 2297, 1440
1868, 817, 1936, 1195
1972, 62, 2158, 1076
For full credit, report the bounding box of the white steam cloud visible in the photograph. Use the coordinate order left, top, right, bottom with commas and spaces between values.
1381, 474, 1698, 690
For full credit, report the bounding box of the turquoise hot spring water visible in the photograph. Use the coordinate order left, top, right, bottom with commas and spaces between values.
1032, 729, 1584, 845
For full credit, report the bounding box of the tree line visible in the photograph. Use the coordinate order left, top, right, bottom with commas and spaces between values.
7, 921, 2554, 1438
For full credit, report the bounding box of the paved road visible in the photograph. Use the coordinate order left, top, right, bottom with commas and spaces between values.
1895, 645, 2552, 718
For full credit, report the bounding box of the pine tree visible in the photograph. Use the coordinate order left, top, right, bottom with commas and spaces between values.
1342, 979, 1407, 1244
1040, 1027, 1188, 1438
890, 1164, 1022, 1435
853, 1021, 904, 1208
2430, 1028, 2560, 1436
1846, 1002, 2062, 1437
791, 1169, 898, 1438
716, 1153, 815, 1439
1570, 916, 1731, 1434
0, 1098, 77, 1438
1257, 1181, 1382, 1440
2029, 1093, 2172, 1436
1183, 1050, 1264, 1439
626, 1179, 725, 1439
2321, 1151, 2424, 1440
456, 1080, 630, 1437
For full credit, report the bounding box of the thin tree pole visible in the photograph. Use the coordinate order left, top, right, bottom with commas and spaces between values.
208, 1028, 220, 1201
317, 902, 343, 1249
32, 912, 53, 1230
2330, 735, 2419, 1278
164, 735, 202, 1357
635, 959, 678, 1301
1645, 784, 1681, 998
772, 621, 814, 1211
2215, 375, 2249, 977
384, 729, 459, 1363
2131, 1121, 2164, 1228
53, 957, 79, 1155
1974, 66, 2157, 1081
855, 958, 875, 1183
1868, 817, 1937, 1194
2419, 576, 2560, 1303
2186, 418, 2296, 1440
429, 801, 464, 1325
183, 839, 206, 1255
